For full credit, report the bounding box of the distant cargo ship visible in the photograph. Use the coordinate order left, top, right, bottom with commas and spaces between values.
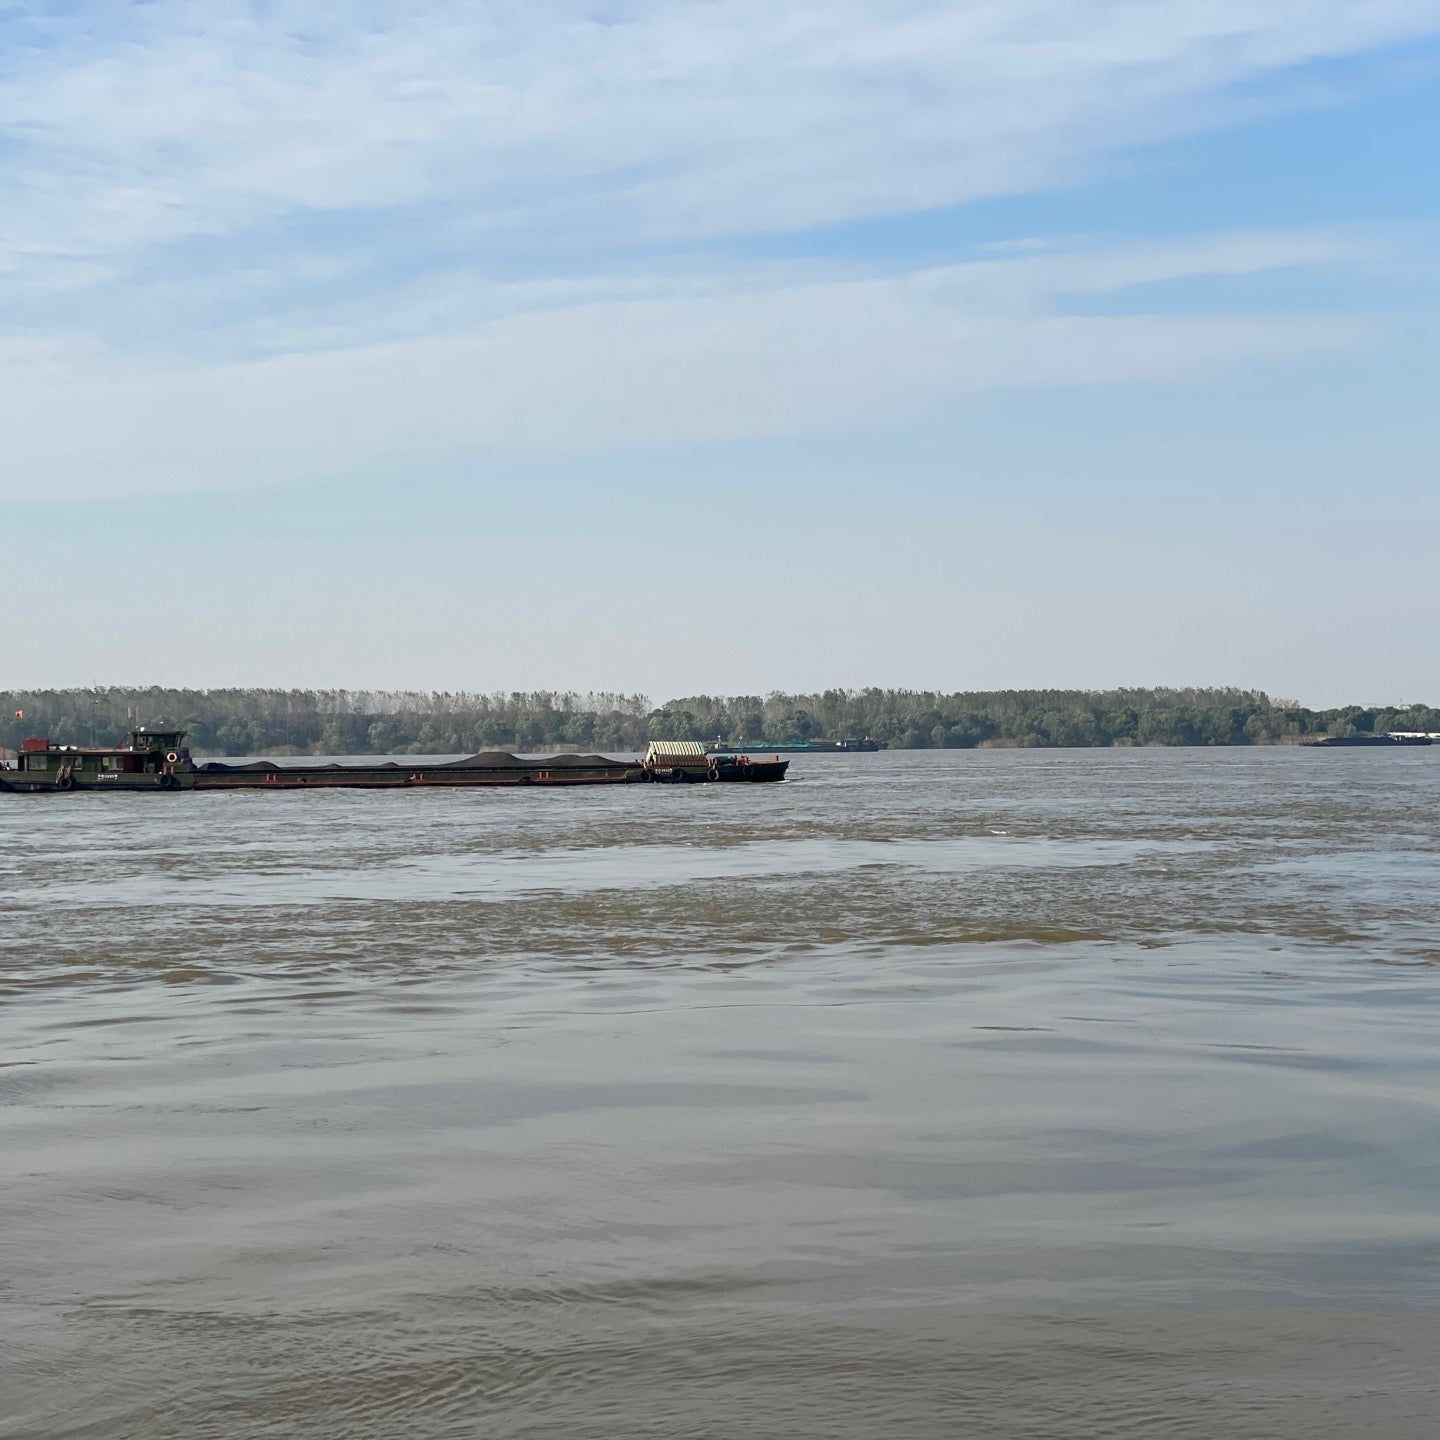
1304, 733, 1434, 748
706, 737, 885, 754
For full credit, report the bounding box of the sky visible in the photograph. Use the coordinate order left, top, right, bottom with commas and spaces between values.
2, 1, 1438, 706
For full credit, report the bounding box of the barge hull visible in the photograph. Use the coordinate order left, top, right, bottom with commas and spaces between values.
0, 774, 186, 794
191, 765, 639, 789
0, 764, 793, 791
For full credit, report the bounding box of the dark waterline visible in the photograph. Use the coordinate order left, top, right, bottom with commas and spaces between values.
3, 748, 1439, 1438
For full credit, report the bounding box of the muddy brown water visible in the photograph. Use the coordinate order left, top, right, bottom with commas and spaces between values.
3, 747, 1439, 1438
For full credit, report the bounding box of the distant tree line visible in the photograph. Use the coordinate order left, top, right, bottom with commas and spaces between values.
646, 688, 1440, 750
1, 686, 1435, 756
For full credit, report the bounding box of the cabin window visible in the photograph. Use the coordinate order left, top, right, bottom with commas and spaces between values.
102, 756, 124, 772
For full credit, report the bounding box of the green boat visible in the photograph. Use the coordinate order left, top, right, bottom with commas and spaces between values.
0, 728, 191, 792
705, 737, 885, 754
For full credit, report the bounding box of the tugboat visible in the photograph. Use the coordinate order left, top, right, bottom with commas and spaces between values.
644, 741, 789, 782
0, 728, 191, 792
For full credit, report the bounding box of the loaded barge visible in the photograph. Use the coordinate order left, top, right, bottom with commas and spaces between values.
0, 732, 788, 793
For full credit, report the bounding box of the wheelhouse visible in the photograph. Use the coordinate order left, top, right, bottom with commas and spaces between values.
4, 730, 190, 780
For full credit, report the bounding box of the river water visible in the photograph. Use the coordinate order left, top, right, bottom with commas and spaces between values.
3, 748, 1439, 1438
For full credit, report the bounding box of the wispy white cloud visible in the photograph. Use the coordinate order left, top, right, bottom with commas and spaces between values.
2, 0, 1438, 278
0, 231, 1370, 500
0, 3, 1429, 502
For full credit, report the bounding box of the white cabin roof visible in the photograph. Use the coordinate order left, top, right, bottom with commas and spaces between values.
645, 740, 707, 761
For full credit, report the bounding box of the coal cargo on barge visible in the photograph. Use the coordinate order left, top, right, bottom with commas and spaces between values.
0, 732, 788, 793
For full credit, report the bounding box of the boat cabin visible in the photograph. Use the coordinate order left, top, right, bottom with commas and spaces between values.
2, 729, 191, 785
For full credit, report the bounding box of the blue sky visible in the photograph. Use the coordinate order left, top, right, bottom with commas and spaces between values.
2, 1, 1438, 705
